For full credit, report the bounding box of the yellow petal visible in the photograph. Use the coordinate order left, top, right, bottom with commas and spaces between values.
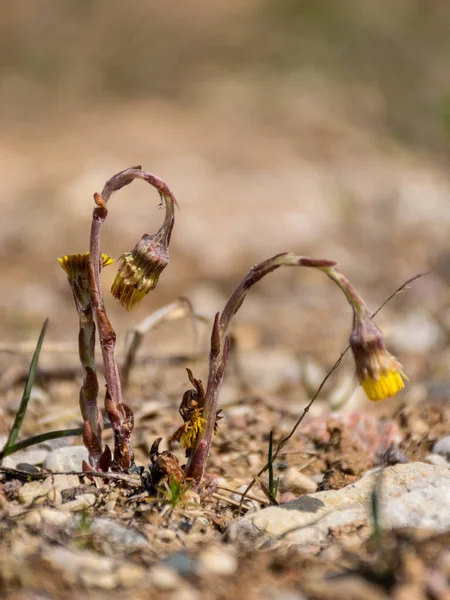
362, 370, 405, 402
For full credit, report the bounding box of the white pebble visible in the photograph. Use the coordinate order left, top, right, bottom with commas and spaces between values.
198, 546, 238, 576
43, 446, 88, 472
149, 565, 181, 591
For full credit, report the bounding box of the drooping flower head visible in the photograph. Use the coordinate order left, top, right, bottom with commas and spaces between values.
350, 314, 406, 401
111, 229, 169, 311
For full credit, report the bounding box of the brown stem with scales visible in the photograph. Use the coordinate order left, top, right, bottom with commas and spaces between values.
185, 253, 339, 483
88, 166, 177, 471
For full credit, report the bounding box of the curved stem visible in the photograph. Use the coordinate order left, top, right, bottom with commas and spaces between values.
89, 166, 177, 471
186, 254, 341, 483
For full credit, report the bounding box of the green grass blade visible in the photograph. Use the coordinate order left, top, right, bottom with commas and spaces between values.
0, 422, 113, 460
0, 427, 82, 459
1, 319, 48, 456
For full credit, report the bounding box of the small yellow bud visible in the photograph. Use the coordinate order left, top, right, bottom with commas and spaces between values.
58, 253, 113, 281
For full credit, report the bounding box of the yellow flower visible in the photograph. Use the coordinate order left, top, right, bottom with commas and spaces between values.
111, 231, 169, 311
58, 253, 113, 280
362, 370, 405, 402
59, 253, 113, 309
180, 409, 206, 450
350, 315, 406, 402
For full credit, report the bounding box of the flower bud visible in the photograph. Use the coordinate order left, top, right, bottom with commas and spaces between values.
350, 316, 406, 401
111, 230, 169, 311
58, 252, 113, 281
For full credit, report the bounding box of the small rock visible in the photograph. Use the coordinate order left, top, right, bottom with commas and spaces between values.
155, 528, 177, 543
424, 454, 449, 468
164, 552, 198, 578
104, 500, 117, 512
116, 563, 147, 588
58, 493, 96, 511
87, 518, 149, 551
39, 508, 72, 527
53, 473, 80, 490
22, 510, 42, 528
43, 446, 89, 472
149, 565, 181, 591
432, 436, 450, 460
19, 474, 79, 506
19, 479, 54, 506
45, 547, 116, 586
198, 546, 238, 576
279, 468, 317, 496
15, 463, 41, 473
79, 571, 118, 590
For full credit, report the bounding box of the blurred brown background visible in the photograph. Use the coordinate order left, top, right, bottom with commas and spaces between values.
2, 0, 450, 394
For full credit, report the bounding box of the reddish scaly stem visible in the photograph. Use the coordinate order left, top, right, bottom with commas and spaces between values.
88, 166, 177, 471
185, 254, 337, 483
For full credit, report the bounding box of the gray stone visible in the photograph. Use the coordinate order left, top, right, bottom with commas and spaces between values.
15, 463, 41, 473
432, 436, 450, 460
164, 552, 198, 577
229, 463, 450, 551
88, 517, 149, 551
43, 445, 88, 472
